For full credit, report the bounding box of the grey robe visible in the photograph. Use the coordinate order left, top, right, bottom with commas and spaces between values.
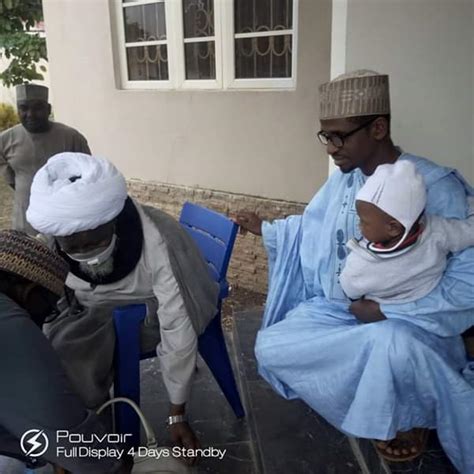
0, 122, 90, 234
45, 203, 219, 408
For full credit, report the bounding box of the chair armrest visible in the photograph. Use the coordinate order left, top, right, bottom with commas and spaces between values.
113, 304, 147, 334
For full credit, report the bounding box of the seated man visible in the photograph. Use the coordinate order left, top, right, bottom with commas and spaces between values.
0, 230, 132, 473
236, 71, 474, 473
26, 152, 219, 464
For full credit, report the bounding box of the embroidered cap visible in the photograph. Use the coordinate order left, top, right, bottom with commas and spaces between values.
0, 230, 69, 296
319, 70, 390, 120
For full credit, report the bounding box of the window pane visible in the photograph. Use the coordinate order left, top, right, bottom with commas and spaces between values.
184, 41, 216, 79
235, 35, 292, 79
126, 45, 169, 80
183, 0, 214, 38
234, 0, 293, 34
123, 3, 167, 43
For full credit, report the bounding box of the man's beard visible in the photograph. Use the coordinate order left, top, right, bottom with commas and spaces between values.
79, 256, 114, 280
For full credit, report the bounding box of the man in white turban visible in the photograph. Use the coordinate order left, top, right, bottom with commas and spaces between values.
27, 152, 219, 465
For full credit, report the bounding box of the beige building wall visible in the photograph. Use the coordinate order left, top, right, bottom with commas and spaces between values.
42, 0, 332, 203
345, 0, 474, 184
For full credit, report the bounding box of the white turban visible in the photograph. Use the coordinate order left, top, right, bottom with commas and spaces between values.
27, 152, 128, 236
356, 160, 426, 249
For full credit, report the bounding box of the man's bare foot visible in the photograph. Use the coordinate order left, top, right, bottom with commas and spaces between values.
374, 428, 430, 462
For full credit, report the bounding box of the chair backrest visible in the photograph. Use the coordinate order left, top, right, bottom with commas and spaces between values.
179, 202, 238, 283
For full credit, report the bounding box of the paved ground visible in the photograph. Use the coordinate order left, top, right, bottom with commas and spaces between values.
230, 311, 456, 474
0, 308, 361, 474
0, 307, 457, 473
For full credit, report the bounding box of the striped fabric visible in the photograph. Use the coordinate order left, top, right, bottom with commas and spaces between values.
0, 230, 68, 296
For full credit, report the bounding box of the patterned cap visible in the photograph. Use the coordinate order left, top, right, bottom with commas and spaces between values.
0, 230, 68, 296
319, 70, 390, 120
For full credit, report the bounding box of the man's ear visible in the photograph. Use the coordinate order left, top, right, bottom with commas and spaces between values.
386, 220, 404, 238
371, 117, 389, 141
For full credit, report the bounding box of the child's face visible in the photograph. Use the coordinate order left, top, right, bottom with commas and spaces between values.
356, 200, 397, 243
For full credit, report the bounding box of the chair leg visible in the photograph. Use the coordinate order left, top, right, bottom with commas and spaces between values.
113, 305, 146, 447
198, 312, 245, 418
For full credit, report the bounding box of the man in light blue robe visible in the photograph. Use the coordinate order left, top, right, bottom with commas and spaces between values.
236, 70, 474, 473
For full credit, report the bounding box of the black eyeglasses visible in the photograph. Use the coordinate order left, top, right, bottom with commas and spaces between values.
317, 116, 378, 148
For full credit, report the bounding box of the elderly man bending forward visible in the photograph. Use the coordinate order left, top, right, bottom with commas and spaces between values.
27, 153, 219, 465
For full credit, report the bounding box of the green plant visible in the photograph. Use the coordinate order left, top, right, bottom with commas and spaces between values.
0, 102, 19, 131
0, 0, 47, 87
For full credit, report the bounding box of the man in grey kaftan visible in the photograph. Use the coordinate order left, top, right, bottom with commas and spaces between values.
0, 84, 90, 233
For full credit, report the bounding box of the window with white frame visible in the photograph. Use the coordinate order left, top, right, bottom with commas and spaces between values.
116, 0, 298, 90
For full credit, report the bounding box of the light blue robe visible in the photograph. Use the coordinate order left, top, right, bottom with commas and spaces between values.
255, 153, 474, 473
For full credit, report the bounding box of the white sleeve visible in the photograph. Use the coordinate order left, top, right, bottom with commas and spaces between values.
433, 198, 474, 253
339, 253, 367, 300
152, 238, 197, 405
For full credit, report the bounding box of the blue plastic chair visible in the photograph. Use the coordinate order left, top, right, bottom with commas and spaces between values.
113, 202, 245, 446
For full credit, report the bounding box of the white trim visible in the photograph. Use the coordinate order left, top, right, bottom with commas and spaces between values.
227, 78, 296, 90
116, 0, 173, 89
171, 0, 186, 88
328, 0, 348, 176
234, 29, 293, 39
122, 0, 165, 8
180, 79, 221, 90
183, 36, 216, 43
114, 0, 298, 91
224, 0, 298, 90
116, 1, 131, 88
174, 0, 222, 89
221, 0, 234, 89
164, 0, 178, 88
292, 0, 299, 89
125, 40, 168, 47
212, 0, 224, 88
122, 80, 174, 90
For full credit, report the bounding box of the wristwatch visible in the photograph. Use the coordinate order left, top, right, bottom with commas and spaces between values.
167, 415, 187, 426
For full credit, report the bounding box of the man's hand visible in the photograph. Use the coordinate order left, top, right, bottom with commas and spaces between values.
169, 421, 201, 466
233, 211, 263, 236
349, 299, 386, 323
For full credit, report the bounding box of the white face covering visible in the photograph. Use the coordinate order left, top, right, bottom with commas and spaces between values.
66, 234, 117, 267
